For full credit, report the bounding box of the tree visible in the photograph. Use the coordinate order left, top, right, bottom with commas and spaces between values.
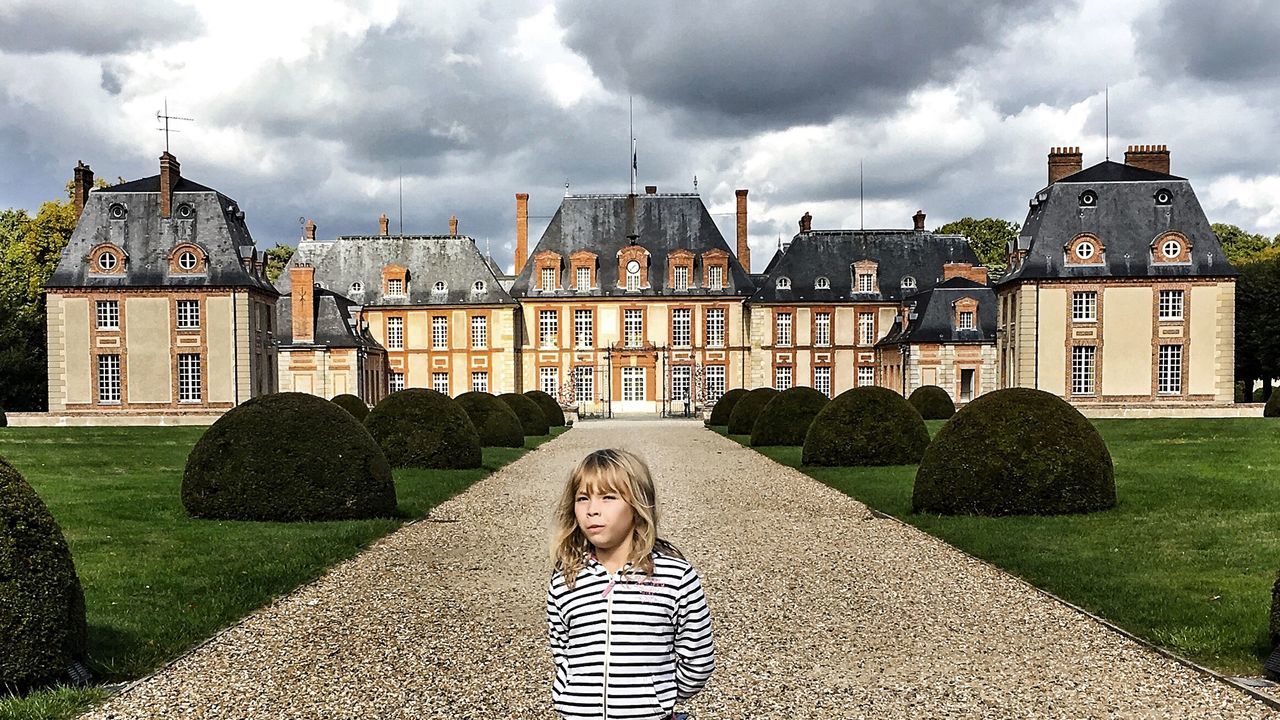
934, 217, 1020, 278
264, 243, 295, 283
1212, 223, 1274, 266
1235, 253, 1280, 402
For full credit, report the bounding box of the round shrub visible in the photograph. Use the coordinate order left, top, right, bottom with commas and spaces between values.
365, 389, 482, 469
1271, 572, 1280, 650
0, 408, 6, 427
727, 388, 779, 435
499, 392, 549, 436
1266, 391, 1280, 417
751, 387, 829, 446
908, 385, 956, 420
708, 388, 749, 426
802, 386, 929, 466
0, 457, 87, 691
331, 393, 369, 421
524, 390, 566, 427
456, 391, 524, 448
912, 388, 1116, 516
183, 393, 396, 520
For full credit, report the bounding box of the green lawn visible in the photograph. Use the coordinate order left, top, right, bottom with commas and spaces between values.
723, 418, 1280, 676
0, 426, 564, 720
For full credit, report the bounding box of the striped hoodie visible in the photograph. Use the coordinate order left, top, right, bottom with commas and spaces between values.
547, 550, 715, 719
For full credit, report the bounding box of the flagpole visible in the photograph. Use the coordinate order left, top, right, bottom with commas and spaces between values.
629, 96, 636, 194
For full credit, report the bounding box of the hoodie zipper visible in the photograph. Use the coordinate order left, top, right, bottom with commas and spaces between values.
600, 563, 630, 719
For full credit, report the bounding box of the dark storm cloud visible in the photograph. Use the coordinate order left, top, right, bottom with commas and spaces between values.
100, 64, 123, 95
1136, 0, 1280, 82
557, 0, 1029, 130
0, 0, 203, 56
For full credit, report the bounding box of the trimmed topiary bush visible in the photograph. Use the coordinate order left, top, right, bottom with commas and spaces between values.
0, 456, 87, 692
727, 388, 779, 435
0, 408, 6, 427
456, 391, 525, 448
331, 393, 369, 421
708, 388, 749, 426
500, 392, 549, 436
912, 387, 1116, 516
908, 385, 956, 420
524, 390, 566, 427
751, 386, 829, 446
365, 389, 482, 469
1266, 391, 1280, 417
802, 386, 929, 466
183, 393, 396, 520
1271, 572, 1280, 650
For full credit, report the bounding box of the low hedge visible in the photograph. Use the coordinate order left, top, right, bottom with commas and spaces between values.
912, 387, 1116, 516
456, 391, 525, 447
525, 390, 566, 427
365, 389, 483, 469
331, 393, 369, 421
182, 392, 397, 520
908, 385, 955, 420
708, 388, 749, 426
499, 392, 549, 436
802, 386, 929, 466
751, 387, 828, 446
727, 388, 779, 435
0, 456, 87, 691
1266, 391, 1280, 418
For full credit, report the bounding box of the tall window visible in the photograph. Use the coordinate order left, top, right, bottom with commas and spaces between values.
176, 299, 200, 329
432, 372, 449, 394
1158, 345, 1182, 394
97, 354, 121, 403
470, 315, 487, 349
814, 366, 832, 397
1159, 289, 1184, 320
672, 365, 691, 401
775, 312, 792, 347
178, 353, 201, 402
1071, 345, 1096, 395
1072, 291, 1097, 322
621, 366, 645, 401
624, 309, 643, 348
386, 317, 404, 350
857, 273, 873, 293
705, 365, 725, 401
706, 308, 725, 348
672, 309, 691, 347
674, 266, 689, 291
708, 265, 723, 291
857, 366, 874, 387
958, 311, 975, 331
539, 309, 559, 347
814, 312, 831, 347
774, 365, 793, 391
858, 312, 875, 346
541, 267, 556, 291
387, 278, 404, 295
471, 371, 488, 393
432, 316, 448, 349
540, 367, 559, 396
96, 300, 119, 330
389, 372, 405, 392
575, 365, 594, 403
576, 266, 591, 290
626, 265, 641, 291
574, 309, 593, 348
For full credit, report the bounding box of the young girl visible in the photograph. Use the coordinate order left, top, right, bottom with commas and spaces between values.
547, 448, 715, 720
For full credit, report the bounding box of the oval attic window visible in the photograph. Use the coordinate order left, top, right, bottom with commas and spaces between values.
178, 251, 198, 270
1162, 239, 1181, 258
98, 252, 118, 271
1076, 241, 1095, 260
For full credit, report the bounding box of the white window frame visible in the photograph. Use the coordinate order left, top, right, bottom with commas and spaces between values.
671, 365, 692, 401
814, 366, 832, 397
574, 309, 593, 348
541, 266, 556, 291
386, 317, 404, 350
857, 366, 874, 387
176, 299, 200, 329
775, 312, 792, 347
1071, 345, 1096, 395
621, 366, 645, 401
389, 372, 405, 392
706, 308, 725, 348
96, 300, 119, 330
471, 315, 487, 349
674, 265, 689, 291
432, 372, 449, 395
387, 278, 404, 295
1161, 239, 1181, 259
1076, 241, 1095, 260
626, 267, 641, 292
97, 354, 121, 403
958, 311, 975, 331
705, 365, 725, 402
672, 308, 691, 347
814, 312, 831, 347
431, 315, 448, 350
858, 312, 874, 346
575, 365, 594, 404
708, 265, 723, 291
540, 366, 559, 396
471, 371, 488, 393
1158, 344, 1182, 394
623, 309, 643, 348
1159, 289, 1184, 321
857, 273, 873, 293
1072, 291, 1097, 322
774, 365, 792, 391
539, 309, 559, 348
576, 266, 591, 291
178, 353, 201, 403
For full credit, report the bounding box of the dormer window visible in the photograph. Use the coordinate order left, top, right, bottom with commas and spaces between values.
534, 250, 563, 292
851, 259, 879, 294
178, 252, 197, 270
1155, 188, 1173, 206
433, 281, 447, 294
388, 279, 403, 294
626, 261, 641, 291
958, 311, 975, 331
90, 244, 125, 274
1066, 234, 1104, 265
667, 249, 694, 292
1151, 232, 1190, 264
472, 280, 486, 293
776, 276, 791, 290
1079, 190, 1097, 207
100, 253, 118, 271
1161, 239, 1181, 258
108, 203, 127, 220
901, 276, 917, 292
175, 203, 194, 219
1076, 241, 1095, 260
350, 281, 364, 294
953, 297, 979, 333
541, 267, 556, 291
815, 276, 830, 290
170, 244, 206, 274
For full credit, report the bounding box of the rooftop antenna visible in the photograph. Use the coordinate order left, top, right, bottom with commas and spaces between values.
859, 160, 865, 231
565, 180, 571, 197
629, 95, 637, 195
155, 98, 193, 154
398, 167, 404, 236
1104, 86, 1110, 161
693, 175, 698, 194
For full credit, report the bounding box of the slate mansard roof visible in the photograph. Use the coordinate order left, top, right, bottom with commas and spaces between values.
509, 193, 755, 297
878, 277, 996, 346
277, 235, 516, 307
999, 160, 1236, 284
276, 287, 382, 349
48, 174, 276, 293
750, 229, 981, 303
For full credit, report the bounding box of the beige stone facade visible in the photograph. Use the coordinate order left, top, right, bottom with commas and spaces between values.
365, 305, 520, 396
747, 303, 893, 396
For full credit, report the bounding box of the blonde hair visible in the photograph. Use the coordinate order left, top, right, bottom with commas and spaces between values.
550, 448, 683, 588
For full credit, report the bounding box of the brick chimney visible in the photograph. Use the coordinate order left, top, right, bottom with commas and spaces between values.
645, 185, 657, 194
73, 161, 93, 219
1124, 144, 1170, 175
799, 211, 812, 234
304, 219, 316, 241
290, 265, 316, 344
1047, 146, 1082, 184
449, 214, 458, 236
159, 152, 180, 218
913, 210, 926, 232
379, 212, 389, 236
943, 262, 989, 285
735, 189, 750, 274
515, 193, 529, 275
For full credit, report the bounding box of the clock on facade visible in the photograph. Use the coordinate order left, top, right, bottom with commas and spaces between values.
626, 260, 640, 273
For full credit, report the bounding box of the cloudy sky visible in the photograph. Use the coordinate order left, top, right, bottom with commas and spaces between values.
2, 0, 1279, 271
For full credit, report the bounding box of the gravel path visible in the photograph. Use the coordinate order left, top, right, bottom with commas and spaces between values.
86, 420, 1275, 719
